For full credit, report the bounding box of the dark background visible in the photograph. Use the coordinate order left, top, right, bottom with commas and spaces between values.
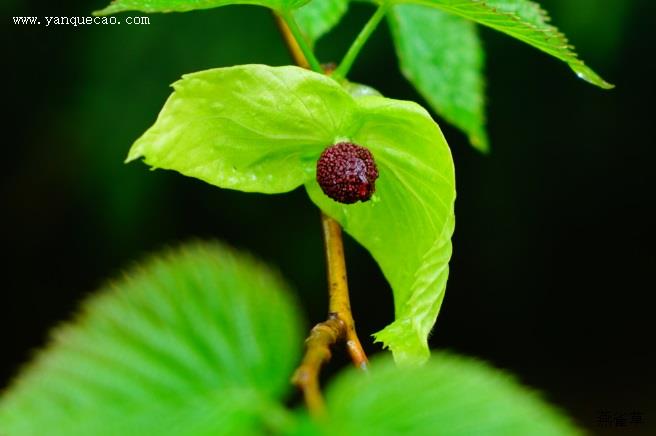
3, 0, 654, 433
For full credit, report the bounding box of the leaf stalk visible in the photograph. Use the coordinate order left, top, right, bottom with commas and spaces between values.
333, 5, 388, 80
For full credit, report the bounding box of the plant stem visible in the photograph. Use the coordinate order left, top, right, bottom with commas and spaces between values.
291, 317, 343, 416
273, 12, 369, 416
333, 5, 388, 80
321, 213, 368, 369
277, 10, 323, 73
291, 215, 369, 417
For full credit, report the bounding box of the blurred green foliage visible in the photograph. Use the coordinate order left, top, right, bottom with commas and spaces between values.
0, 242, 304, 435
0, 242, 580, 435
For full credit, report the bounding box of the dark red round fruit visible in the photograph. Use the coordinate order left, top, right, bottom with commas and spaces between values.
316, 142, 379, 204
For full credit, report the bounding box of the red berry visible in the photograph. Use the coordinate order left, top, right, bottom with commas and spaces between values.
316, 142, 379, 204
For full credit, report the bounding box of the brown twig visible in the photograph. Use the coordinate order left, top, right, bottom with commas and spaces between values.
273, 12, 369, 415
291, 316, 343, 415
291, 215, 369, 416
321, 213, 369, 370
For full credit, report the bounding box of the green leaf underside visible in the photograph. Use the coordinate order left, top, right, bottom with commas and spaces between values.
0, 242, 303, 435
389, 5, 488, 151
294, 0, 349, 45
395, 0, 613, 89
301, 353, 582, 435
127, 65, 456, 364
94, 0, 309, 15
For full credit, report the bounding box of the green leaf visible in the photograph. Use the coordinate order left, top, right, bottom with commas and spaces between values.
294, 0, 349, 45
395, 0, 613, 89
389, 5, 488, 151
94, 0, 310, 15
0, 242, 303, 435
127, 65, 356, 194
300, 353, 583, 435
127, 64, 456, 364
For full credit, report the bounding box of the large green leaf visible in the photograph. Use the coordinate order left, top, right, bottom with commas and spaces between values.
389, 4, 488, 151
126, 65, 355, 194
298, 353, 582, 435
0, 242, 303, 435
395, 0, 613, 89
126, 64, 456, 364
94, 0, 309, 15
294, 0, 349, 45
